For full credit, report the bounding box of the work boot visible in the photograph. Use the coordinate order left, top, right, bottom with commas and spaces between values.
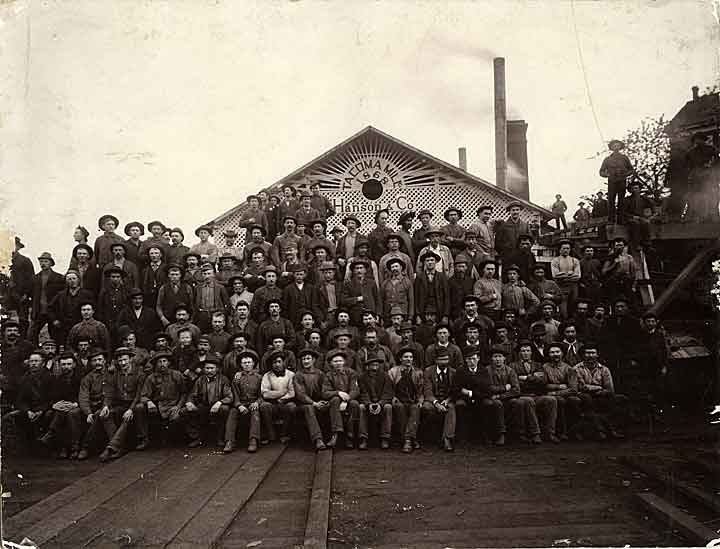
223, 441, 235, 454
493, 434, 505, 447
518, 434, 530, 444
609, 429, 625, 439
279, 436, 291, 445
358, 438, 368, 450
37, 432, 54, 447
135, 440, 148, 451
188, 439, 203, 448
69, 447, 79, 460
413, 440, 421, 450
531, 434, 542, 444
76, 449, 89, 461
548, 434, 560, 444
380, 439, 390, 450
99, 448, 112, 463
344, 436, 355, 449
326, 434, 338, 448
402, 439, 413, 454
443, 437, 454, 452
315, 439, 327, 451
260, 439, 270, 446
247, 439, 258, 453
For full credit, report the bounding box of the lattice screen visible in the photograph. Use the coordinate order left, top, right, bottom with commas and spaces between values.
210, 127, 547, 249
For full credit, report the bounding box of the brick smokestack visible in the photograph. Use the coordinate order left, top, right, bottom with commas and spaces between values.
458, 147, 467, 171
494, 57, 507, 190
507, 120, 529, 200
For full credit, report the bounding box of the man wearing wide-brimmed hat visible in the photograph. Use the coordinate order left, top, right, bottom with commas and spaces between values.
335, 214, 363, 274
340, 256, 380, 326
306, 219, 335, 261
239, 194, 269, 234
414, 251, 450, 325
137, 220, 168, 268
242, 224, 272, 267
468, 205, 495, 261
309, 181, 335, 219
122, 221, 144, 266
441, 206, 466, 256
217, 229, 244, 266
10, 236, 35, 336
381, 258, 414, 323
494, 202, 530, 268
411, 208, 434, 257
94, 214, 124, 269
379, 232, 413, 285
28, 252, 66, 346
48, 269, 95, 348
190, 224, 219, 266
600, 139, 635, 223
367, 209, 394, 265
415, 227, 454, 278
397, 210, 416, 265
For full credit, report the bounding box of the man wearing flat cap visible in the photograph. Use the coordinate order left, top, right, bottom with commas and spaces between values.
28, 252, 66, 346
600, 139, 634, 223
94, 215, 125, 269
166, 227, 190, 268
239, 194, 269, 234
494, 202, 530, 269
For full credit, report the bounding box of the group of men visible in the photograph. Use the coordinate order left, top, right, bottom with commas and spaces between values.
3, 180, 670, 462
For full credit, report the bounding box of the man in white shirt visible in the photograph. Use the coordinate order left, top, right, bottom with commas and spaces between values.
261, 351, 297, 444
550, 239, 581, 319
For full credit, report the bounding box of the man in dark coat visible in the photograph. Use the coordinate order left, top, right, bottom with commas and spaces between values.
10, 237, 34, 336
599, 140, 634, 223
282, 263, 322, 327
1, 321, 34, 413
413, 251, 449, 325
357, 356, 394, 450
116, 288, 161, 349
503, 234, 537, 284
48, 270, 95, 349
28, 252, 66, 345
494, 202, 530, 267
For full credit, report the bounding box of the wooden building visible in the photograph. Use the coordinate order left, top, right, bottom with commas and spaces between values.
209, 125, 552, 240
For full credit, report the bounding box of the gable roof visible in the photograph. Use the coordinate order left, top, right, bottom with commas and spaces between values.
211, 125, 552, 224
666, 92, 720, 135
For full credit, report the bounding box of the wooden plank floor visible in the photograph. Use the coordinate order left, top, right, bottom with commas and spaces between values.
217, 447, 317, 549
328, 442, 683, 548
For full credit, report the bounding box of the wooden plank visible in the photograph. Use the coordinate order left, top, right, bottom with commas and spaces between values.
304, 450, 333, 549
4, 449, 172, 544
648, 239, 720, 316
622, 456, 720, 513
635, 492, 718, 546
45, 449, 229, 548
167, 444, 285, 549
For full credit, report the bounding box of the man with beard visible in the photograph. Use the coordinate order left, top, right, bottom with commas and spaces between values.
335, 215, 363, 278
156, 264, 194, 330
140, 246, 168, 310
97, 267, 128, 333
293, 348, 329, 451
48, 270, 95, 349
99, 347, 149, 460
381, 257, 414, 323
282, 263, 322, 327
341, 258, 381, 326
184, 355, 234, 449
441, 207, 466, 257
542, 342, 581, 441
448, 255, 476, 321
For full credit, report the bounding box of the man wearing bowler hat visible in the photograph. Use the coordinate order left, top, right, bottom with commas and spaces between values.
191, 225, 219, 265
441, 206, 466, 256
239, 194, 269, 233
123, 221, 145, 267
600, 139, 634, 224
94, 214, 124, 269
139, 220, 169, 267
28, 252, 66, 346
422, 346, 457, 451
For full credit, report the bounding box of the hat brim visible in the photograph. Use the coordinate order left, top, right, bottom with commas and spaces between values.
98, 215, 119, 230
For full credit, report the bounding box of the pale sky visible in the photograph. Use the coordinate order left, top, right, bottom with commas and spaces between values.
1, 0, 718, 270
